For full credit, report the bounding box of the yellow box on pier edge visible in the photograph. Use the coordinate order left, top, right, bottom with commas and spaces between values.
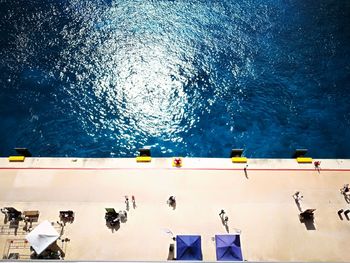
9, 156, 25, 162
232, 157, 248, 163
297, 157, 313, 163
136, 156, 152, 162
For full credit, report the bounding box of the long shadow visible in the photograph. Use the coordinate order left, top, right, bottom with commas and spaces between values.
299, 215, 316, 230
338, 210, 344, 220
294, 199, 302, 212
167, 243, 175, 260
31, 241, 65, 259
48, 241, 65, 259
225, 224, 230, 233
343, 194, 350, 204
106, 222, 120, 233
60, 225, 65, 236
219, 216, 229, 232
9, 221, 19, 236
59, 237, 70, 258
133, 201, 137, 209
303, 219, 316, 230
23, 221, 33, 232
220, 216, 225, 225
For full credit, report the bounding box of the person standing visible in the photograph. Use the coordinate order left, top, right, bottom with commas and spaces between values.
219, 209, 225, 218
132, 195, 136, 209
125, 196, 129, 210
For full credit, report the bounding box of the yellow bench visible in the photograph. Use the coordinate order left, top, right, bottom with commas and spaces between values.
9, 156, 25, 162
136, 156, 152, 162
297, 157, 313, 163
232, 157, 248, 163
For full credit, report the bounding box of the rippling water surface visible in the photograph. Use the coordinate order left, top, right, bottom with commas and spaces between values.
0, 0, 349, 157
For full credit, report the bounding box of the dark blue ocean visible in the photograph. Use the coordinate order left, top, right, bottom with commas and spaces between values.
0, 0, 349, 158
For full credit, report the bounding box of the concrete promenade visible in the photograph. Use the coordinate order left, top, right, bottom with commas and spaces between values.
0, 157, 350, 261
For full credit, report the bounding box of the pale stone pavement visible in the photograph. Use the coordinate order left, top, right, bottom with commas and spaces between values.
0, 158, 350, 261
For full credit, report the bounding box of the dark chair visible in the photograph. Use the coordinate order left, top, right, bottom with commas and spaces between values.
1, 207, 22, 221
230, 149, 243, 158
299, 209, 316, 222
168, 196, 176, 206
105, 208, 120, 227
59, 210, 75, 223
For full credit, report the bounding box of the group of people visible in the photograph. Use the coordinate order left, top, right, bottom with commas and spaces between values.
125, 195, 136, 210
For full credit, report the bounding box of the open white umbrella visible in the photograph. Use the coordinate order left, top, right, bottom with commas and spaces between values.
26, 220, 60, 255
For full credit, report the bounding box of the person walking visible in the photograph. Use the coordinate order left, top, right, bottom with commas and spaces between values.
132, 195, 136, 209
125, 196, 130, 210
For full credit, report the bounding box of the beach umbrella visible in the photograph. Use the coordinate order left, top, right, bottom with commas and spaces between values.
26, 220, 60, 255
215, 234, 243, 261
176, 235, 202, 260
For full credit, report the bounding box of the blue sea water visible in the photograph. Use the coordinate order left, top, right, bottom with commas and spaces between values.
0, 0, 349, 158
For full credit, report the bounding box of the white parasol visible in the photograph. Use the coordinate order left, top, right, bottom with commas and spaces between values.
26, 220, 60, 255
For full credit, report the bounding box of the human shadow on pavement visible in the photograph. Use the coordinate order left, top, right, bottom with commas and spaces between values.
294, 199, 302, 212
167, 243, 175, 260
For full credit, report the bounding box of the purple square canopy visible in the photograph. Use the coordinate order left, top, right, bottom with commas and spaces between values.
215, 234, 243, 261
176, 235, 202, 260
